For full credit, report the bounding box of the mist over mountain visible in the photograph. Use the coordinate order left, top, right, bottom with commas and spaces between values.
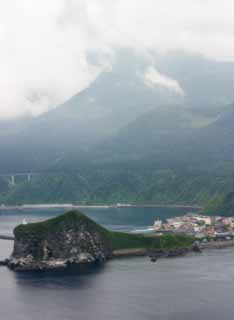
1, 49, 234, 204
1, 49, 234, 172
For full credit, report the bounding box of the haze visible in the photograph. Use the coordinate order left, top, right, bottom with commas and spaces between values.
1, 0, 234, 119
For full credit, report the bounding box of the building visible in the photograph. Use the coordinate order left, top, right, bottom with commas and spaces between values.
153, 220, 162, 230
193, 215, 212, 225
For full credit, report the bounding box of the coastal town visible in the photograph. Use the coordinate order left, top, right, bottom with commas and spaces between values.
153, 213, 234, 240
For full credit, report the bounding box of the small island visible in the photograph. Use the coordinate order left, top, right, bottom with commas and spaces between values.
6, 210, 194, 271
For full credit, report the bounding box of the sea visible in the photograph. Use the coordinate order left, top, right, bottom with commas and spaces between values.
1, 206, 234, 320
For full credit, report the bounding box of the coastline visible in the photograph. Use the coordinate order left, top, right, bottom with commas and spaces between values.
0, 203, 203, 211
112, 239, 234, 259
2, 239, 234, 268
200, 239, 234, 250
1, 238, 234, 270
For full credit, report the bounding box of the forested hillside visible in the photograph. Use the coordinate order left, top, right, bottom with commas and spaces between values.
1, 164, 234, 205
1, 50, 234, 205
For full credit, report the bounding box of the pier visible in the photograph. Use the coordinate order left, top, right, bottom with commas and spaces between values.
0, 235, 14, 241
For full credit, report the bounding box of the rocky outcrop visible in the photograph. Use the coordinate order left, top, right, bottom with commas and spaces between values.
6, 210, 200, 271
8, 211, 112, 271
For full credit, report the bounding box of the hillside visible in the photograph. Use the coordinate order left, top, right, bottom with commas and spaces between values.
91, 106, 206, 166
3, 164, 234, 206
91, 101, 234, 168
204, 192, 234, 216
2, 104, 234, 205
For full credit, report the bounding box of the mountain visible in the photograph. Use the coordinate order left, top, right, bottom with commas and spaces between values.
4, 103, 234, 206
91, 106, 208, 166
1, 49, 234, 205
1, 49, 234, 173
90, 102, 234, 170
0, 50, 181, 173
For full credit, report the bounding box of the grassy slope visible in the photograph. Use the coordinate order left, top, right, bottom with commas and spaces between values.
109, 231, 194, 251
14, 210, 194, 251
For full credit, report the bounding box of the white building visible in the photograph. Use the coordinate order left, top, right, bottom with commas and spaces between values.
153, 220, 162, 230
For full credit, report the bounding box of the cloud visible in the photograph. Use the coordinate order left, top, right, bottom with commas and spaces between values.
144, 67, 185, 96
0, 0, 234, 118
0, 0, 100, 118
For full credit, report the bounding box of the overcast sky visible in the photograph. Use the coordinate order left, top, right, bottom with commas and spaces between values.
0, 0, 234, 119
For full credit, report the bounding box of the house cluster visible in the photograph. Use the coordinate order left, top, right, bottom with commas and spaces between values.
153, 213, 234, 239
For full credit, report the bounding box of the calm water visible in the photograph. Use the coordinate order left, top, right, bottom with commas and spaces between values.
1, 207, 234, 320
0, 206, 199, 236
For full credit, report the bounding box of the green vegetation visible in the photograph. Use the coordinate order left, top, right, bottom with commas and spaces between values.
14, 210, 195, 252
2, 166, 234, 206
108, 232, 194, 251
203, 194, 225, 215
15, 210, 110, 240
156, 234, 194, 250
108, 231, 154, 250
203, 191, 234, 217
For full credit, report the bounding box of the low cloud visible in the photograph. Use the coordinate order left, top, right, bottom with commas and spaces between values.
0, 0, 234, 118
144, 67, 185, 96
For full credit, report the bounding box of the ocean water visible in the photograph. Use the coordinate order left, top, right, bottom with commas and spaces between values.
1, 207, 234, 320
0, 206, 199, 236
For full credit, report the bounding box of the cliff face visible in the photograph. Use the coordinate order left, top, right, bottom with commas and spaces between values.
8, 211, 112, 271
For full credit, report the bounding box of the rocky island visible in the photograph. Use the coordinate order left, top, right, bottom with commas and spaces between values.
7, 211, 113, 271
6, 210, 195, 271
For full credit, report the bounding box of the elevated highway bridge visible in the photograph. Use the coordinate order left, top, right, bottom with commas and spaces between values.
0, 171, 89, 187
0, 172, 42, 185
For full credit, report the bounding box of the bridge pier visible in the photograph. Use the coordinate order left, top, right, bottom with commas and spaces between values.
0, 172, 41, 185
10, 175, 15, 186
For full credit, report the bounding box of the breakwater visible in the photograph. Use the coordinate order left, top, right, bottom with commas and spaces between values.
0, 235, 14, 241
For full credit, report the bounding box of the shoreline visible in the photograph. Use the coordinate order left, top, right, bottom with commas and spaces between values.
1, 239, 234, 270
200, 239, 234, 250
112, 239, 234, 259
0, 203, 203, 211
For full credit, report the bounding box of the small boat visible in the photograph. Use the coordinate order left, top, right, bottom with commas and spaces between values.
149, 253, 158, 262
150, 256, 158, 262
